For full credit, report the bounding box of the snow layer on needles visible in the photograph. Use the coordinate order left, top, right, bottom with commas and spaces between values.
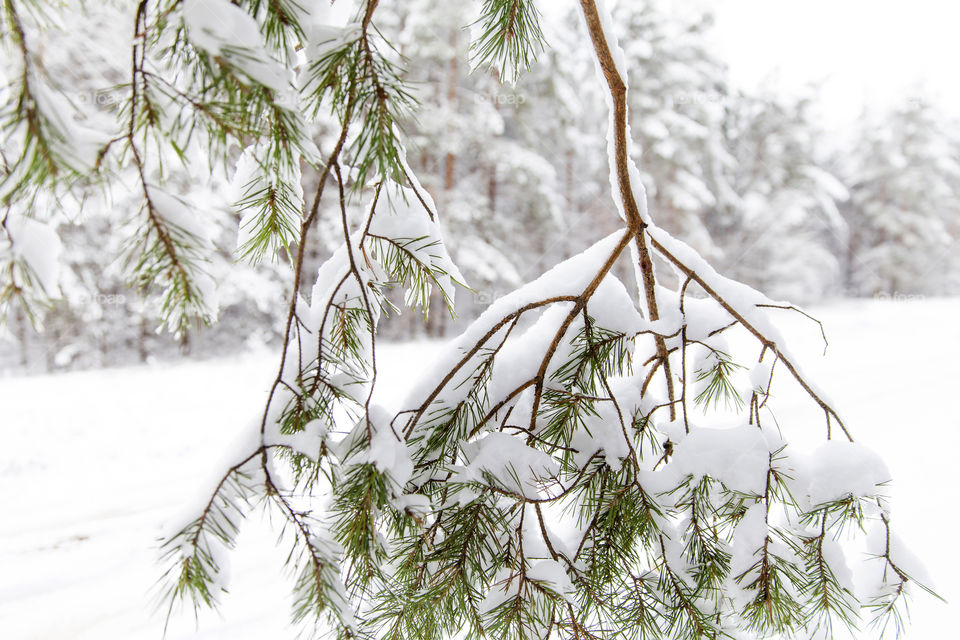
182, 0, 296, 101
454, 432, 559, 500
265, 418, 326, 461
147, 185, 212, 244
5, 214, 62, 295
528, 559, 575, 600
232, 145, 305, 254
146, 184, 221, 320
479, 273, 646, 404
305, 233, 366, 329
863, 521, 934, 594
665, 422, 891, 509
30, 77, 106, 172
797, 441, 890, 507
367, 179, 465, 307
727, 503, 774, 589
564, 375, 643, 471
162, 418, 264, 540
486, 304, 572, 405
667, 425, 775, 495
366, 406, 414, 487
403, 232, 636, 409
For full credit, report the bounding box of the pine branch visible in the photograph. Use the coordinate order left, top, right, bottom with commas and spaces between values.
470, 0, 546, 84
0, 0, 90, 204
134, 0, 940, 637
305, 1, 414, 189
693, 348, 745, 411
158, 449, 263, 627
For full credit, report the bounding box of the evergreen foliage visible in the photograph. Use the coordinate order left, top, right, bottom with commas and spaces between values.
0, 1, 941, 639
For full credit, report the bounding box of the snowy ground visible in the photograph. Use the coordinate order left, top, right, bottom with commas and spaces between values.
1, 299, 956, 639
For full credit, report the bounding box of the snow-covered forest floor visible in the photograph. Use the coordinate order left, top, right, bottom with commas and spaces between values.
2, 298, 957, 639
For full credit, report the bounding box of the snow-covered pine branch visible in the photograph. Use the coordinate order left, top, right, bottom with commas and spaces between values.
0, 0, 940, 638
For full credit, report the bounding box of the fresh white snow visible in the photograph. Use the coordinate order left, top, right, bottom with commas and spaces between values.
1, 300, 957, 638
182, 0, 295, 101
5, 214, 63, 296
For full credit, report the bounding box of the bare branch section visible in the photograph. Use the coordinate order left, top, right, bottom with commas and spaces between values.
578, 0, 677, 420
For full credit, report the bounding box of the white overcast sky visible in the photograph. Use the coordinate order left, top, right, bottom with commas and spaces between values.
331, 0, 960, 127
709, 0, 960, 125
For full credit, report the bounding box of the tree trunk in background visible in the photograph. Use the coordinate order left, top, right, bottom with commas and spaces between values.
138, 315, 149, 363
44, 322, 58, 372
443, 31, 457, 194
563, 148, 575, 260
488, 165, 497, 216
426, 292, 446, 337
426, 29, 459, 338
17, 308, 28, 368
843, 224, 859, 296
99, 328, 108, 367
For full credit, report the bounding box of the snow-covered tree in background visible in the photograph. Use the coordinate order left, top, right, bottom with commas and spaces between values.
1, 1, 940, 639
613, 0, 731, 259
393, 1, 589, 334
840, 98, 960, 297
708, 89, 848, 303
6, 1, 960, 371
0, 0, 295, 370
